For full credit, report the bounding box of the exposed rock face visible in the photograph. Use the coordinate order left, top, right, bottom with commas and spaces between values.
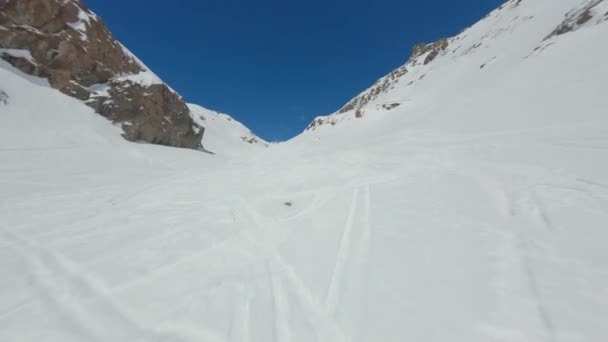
0, 89, 8, 104
545, 0, 607, 39
0, 0, 204, 149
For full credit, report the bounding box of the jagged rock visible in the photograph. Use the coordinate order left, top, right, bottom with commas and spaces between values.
412, 43, 430, 58
0, 0, 204, 149
0, 89, 8, 104
241, 135, 261, 144
411, 39, 449, 65
382, 103, 400, 110
545, 0, 607, 40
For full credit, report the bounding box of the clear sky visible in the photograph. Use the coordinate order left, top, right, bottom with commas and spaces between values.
85, 0, 504, 141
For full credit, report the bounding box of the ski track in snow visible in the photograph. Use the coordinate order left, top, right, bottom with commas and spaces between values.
268, 262, 291, 342
2, 229, 234, 342
431, 157, 579, 342
1, 231, 149, 342
326, 187, 360, 316
323, 184, 374, 338
230, 287, 251, 342
506, 191, 557, 342
240, 200, 348, 342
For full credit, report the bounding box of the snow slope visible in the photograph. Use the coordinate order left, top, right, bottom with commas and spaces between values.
1, 0, 608, 341
188, 104, 268, 156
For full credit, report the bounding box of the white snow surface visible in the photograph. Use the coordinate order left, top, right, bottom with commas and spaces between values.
1, 0, 608, 341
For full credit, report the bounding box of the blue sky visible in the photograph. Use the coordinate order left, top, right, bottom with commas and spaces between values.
86, 0, 504, 141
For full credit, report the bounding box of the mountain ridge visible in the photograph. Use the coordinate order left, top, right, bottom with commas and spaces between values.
303, 0, 608, 135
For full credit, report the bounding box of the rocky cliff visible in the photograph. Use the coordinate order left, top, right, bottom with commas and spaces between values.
0, 0, 204, 149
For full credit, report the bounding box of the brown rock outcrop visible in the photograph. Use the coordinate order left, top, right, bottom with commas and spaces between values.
0, 0, 204, 149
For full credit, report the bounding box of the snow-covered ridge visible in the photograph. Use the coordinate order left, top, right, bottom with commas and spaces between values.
188, 104, 269, 153
304, 0, 608, 133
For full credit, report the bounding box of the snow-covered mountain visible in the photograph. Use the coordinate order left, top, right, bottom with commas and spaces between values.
1, 0, 607, 342
303, 0, 608, 136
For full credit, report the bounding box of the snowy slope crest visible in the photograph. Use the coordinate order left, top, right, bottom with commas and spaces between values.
303, 0, 608, 133
188, 104, 269, 154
